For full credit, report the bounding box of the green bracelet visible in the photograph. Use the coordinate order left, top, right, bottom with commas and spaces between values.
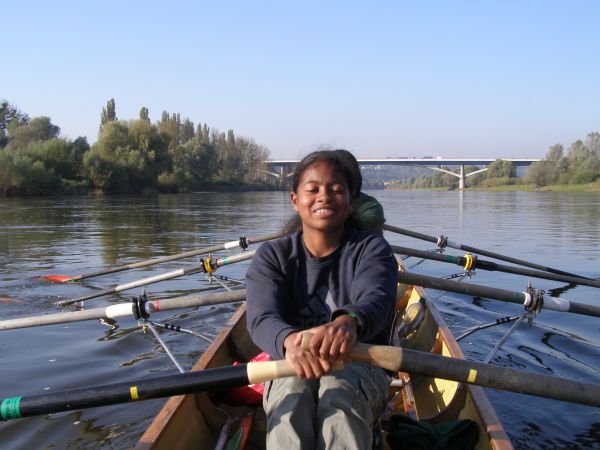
345, 312, 359, 321
345, 312, 360, 332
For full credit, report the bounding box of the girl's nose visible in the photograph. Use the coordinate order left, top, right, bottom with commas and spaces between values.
317, 187, 331, 201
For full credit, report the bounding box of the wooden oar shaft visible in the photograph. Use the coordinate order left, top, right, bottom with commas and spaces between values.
55, 267, 205, 306
391, 245, 600, 288
56, 252, 255, 306
348, 343, 600, 408
383, 224, 591, 280
0, 290, 246, 331
396, 271, 600, 318
52, 232, 280, 282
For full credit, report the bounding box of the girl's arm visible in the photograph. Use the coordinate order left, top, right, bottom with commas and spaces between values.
246, 243, 298, 360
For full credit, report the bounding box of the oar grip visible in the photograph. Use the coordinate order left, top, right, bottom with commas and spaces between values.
247, 360, 295, 384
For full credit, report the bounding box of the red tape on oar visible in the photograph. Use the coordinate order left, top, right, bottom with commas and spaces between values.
36, 275, 80, 283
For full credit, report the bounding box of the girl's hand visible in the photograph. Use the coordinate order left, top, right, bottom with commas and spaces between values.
302, 315, 358, 365
284, 332, 332, 378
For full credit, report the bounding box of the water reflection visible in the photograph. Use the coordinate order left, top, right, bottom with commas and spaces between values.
0, 191, 599, 449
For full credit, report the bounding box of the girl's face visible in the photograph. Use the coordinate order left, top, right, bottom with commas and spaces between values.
290, 160, 351, 234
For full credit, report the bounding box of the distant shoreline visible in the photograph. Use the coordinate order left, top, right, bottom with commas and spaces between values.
385, 180, 600, 193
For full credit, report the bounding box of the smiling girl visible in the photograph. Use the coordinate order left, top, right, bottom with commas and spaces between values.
246, 149, 397, 449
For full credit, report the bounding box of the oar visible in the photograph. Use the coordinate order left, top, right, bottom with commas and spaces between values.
383, 224, 593, 281
396, 270, 600, 318
391, 245, 600, 289
0, 360, 295, 421
2, 340, 600, 422
0, 289, 246, 331
55, 252, 254, 307
39, 232, 280, 283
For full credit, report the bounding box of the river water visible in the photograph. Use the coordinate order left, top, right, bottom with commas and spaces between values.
0, 191, 599, 449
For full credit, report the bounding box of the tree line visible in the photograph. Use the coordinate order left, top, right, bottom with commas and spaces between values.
0, 99, 274, 196
390, 132, 600, 189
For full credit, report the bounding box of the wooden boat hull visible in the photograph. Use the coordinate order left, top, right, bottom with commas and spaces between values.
136, 281, 512, 450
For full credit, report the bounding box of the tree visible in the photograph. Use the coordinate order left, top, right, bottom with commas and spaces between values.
181, 119, 195, 144
486, 160, 516, 178
585, 132, 600, 158
526, 144, 566, 186
158, 111, 181, 147
7, 117, 60, 149
85, 121, 157, 193
0, 100, 29, 147
236, 136, 269, 181
566, 139, 600, 184
100, 98, 117, 130
139, 107, 150, 122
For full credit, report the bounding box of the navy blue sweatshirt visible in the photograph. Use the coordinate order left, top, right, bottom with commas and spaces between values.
246, 227, 398, 360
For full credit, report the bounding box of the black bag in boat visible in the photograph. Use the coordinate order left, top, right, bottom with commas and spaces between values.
385, 414, 479, 450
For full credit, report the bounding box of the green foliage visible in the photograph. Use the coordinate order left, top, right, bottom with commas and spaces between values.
479, 177, 519, 188
0, 151, 62, 195
7, 117, 60, 149
570, 170, 600, 184
586, 132, 600, 158
100, 98, 117, 130
0, 100, 29, 148
84, 121, 161, 193
1, 100, 273, 196
181, 119, 195, 144
139, 107, 150, 122
525, 144, 569, 186
486, 160, 516, 178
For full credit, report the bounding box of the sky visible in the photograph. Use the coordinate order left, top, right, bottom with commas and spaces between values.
3, 1, 600, 159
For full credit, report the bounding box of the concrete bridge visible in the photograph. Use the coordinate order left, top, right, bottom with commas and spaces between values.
264, 157, 541, 190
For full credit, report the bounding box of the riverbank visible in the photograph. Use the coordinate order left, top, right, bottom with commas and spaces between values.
386, 180, 600, 192
466, 180, 600, 192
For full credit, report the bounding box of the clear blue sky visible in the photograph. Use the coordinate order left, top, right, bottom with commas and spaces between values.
3, 1, 599, 159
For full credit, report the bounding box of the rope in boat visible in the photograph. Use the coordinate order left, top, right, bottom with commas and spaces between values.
455, 315, 521, 341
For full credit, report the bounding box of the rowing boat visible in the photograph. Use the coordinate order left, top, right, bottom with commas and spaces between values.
135, 262, 513, 450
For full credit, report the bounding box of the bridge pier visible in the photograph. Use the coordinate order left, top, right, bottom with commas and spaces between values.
459, 165, 465, 190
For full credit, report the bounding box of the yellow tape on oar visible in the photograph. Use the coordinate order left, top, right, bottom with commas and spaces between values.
463, 254, 475, 271
203, 257, 217, 273
130, 386, 139, 400
468, 369, 477, 383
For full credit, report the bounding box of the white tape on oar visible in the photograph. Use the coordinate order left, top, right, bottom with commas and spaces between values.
224, 240, 241, 249
105, 303, 136, 319
521, 292, 532, 308
114, 269, 186, 292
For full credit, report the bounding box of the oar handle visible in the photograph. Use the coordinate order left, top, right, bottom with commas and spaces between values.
354, 342, 600, 407
247, 360, 295, 384
301, 333, 600, 408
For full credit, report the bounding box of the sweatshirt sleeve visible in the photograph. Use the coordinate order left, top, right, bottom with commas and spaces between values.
245, 241, 298, 360
331, 234, 397, 341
